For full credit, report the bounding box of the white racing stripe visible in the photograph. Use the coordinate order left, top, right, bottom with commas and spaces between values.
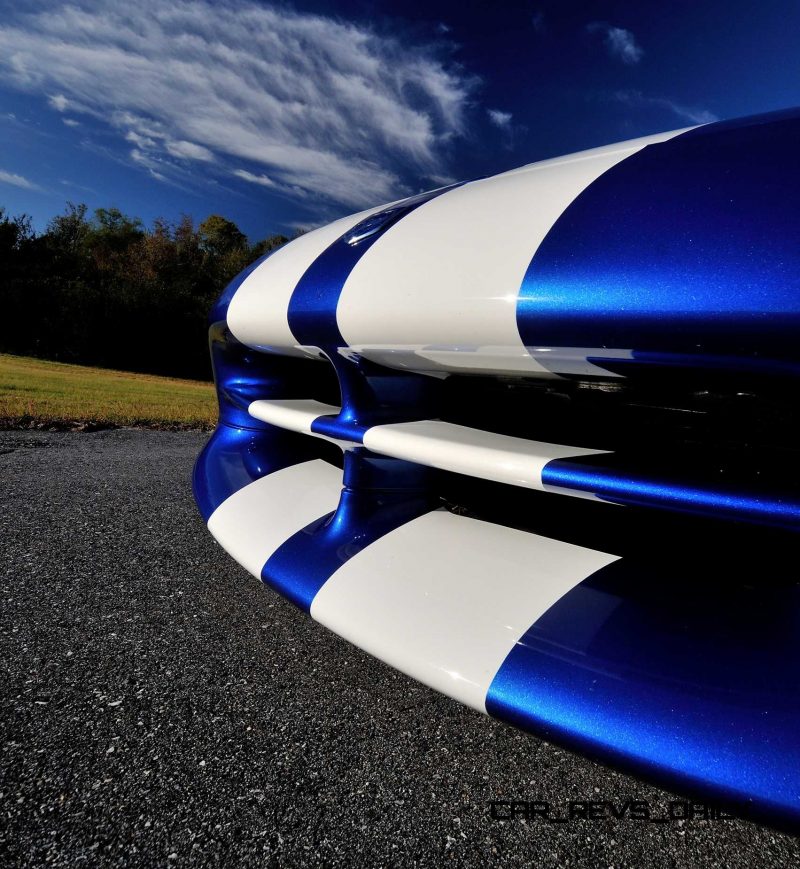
226, 207, 381, 353
248, 398, 340, 434
207, 459, 342, 578
246, 399, 608, 489
225, 128, 691, 368
362, 420, 607, 489
336, 129, 690, 361
310, 510, 619, 712
247, 398, 355, 450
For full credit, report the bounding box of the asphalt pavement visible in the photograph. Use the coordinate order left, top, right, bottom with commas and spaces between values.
1, 428, 798, 867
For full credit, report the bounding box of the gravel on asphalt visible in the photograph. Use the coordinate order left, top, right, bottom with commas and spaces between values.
1, 429, 798, 867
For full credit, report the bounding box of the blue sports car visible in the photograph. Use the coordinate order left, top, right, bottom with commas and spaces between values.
194, 108, 800, 832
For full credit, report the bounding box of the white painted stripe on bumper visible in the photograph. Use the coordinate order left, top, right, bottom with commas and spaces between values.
362, 420, 607, 489
336, 130, 689, 357
246, 399, 608, 489
248, 398, 340, 434
226, 208, 380, 352
310, 510, 619, 712
247, 399, 355, 450
224, 128, 692, 366
207, 459, 342, 578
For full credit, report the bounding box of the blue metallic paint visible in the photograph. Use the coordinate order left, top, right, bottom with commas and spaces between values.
192, 322, 332, 521
541, 455, 800, 532
286, 185, 455, 441
262, 449, 437, 611
193, 421, 314, 523
310, 413, 367, 443
486, 558, 800, 829
517, 109, 800, 377
287, 184, 462, 351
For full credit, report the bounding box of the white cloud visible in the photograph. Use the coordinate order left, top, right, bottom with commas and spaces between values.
234, 169, 277, 188
125, 129, 156, 150
62, 117, 80, 127
128, 147, 171, 183
487, 109, 512, 128
0, 169, 40, 190
612, 90, 719, 125
48, 93, 69, 112
0, 0, 478, 212
165, 139, 214, 162
588, 23, 643, 65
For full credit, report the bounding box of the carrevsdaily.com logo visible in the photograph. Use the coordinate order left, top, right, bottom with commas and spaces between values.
489, 800, 735, 824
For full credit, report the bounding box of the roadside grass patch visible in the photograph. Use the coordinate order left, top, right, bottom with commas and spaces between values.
0, 353, 216, 430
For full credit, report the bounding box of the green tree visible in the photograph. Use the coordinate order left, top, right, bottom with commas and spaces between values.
198, 214, 247, 258
0, 200, 291, 380
250, 233, 289, 260
46, 202, 90, 254
0, 208, 33, 258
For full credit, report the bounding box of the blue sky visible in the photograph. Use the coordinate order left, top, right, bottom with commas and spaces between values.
1, 0, 798, 241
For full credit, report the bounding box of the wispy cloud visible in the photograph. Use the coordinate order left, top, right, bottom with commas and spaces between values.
62, 117, 80, 127
60, 177, 97, 194
0, 0, 479, 212
612, 89, 719, 125
487, 109, 512, 129
165, 140, 214, 163
487, 108, 520, 151
0, 169, 40, 190
587, 23, 643, 65
424, 173, 457, 187
233, 169, 277, 189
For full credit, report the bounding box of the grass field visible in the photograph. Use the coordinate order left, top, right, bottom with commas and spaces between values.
0, 353, 216, 430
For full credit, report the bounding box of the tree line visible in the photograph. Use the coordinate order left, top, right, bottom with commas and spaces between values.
0, 203, 292, 380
